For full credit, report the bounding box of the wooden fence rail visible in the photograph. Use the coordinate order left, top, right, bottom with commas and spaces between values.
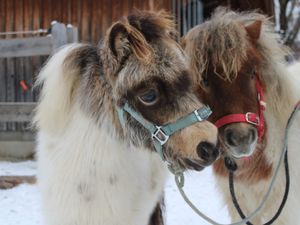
0, 102, 36, 123
0, 22, 78, 145
0, 22, 78, 58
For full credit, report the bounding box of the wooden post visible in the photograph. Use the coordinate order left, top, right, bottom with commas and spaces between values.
67, 24, 79, 43
51, 21, 68, 52
0, 56, 6, 131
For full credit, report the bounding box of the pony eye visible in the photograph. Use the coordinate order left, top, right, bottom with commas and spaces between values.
202, 77, 209, 86
138, 89, 158, 105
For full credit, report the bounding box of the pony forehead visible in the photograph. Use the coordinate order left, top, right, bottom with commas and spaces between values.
117, 40, 186, 79
116, 56, 188, 93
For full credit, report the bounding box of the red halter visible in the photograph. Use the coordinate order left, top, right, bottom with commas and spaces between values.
214, 79, 266, 141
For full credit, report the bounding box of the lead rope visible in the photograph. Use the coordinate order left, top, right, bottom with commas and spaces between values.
228, 150, 290, 225
228, 101, 300, 224
169, 101, 300, 225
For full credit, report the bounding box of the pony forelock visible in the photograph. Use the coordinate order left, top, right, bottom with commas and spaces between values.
185, 7, 288, 84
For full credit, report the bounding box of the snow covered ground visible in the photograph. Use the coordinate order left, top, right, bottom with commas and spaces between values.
0, 160, 230, 225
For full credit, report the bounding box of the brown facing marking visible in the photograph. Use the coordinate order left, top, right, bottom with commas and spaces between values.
207, 28, 273, 183
127, 71, 192, 125
199, 48, 263, 125
183, 8, 273, 183
206, 49, 273, 184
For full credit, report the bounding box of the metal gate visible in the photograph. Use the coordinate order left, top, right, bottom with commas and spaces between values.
172, 0, 204, 35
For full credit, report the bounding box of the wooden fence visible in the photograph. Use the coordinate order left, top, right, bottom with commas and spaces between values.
0, 22, 78, 142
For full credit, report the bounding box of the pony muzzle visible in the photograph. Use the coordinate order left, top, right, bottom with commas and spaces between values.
118, 102, 219, 168
223, 124, 258, 159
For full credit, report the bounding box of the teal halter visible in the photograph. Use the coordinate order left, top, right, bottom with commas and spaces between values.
117, 102, 212, 160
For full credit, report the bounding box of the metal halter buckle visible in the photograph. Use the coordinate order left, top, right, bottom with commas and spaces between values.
152, 126, 169, 145
245, 112, 259, 126
194, 109, 204, 121
194, 106, 211, 121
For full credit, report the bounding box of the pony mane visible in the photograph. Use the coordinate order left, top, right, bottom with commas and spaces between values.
186, 7, 289, 83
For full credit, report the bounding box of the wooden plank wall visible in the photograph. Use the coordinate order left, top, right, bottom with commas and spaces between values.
0, 0, 172, 44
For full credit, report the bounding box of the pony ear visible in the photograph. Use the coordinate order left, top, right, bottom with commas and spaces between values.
107, 21, 153, 65
108, 22, 130, 61
245, 20, 262, 41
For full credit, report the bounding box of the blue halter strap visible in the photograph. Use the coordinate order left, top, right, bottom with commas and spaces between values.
117, 102, 212, 160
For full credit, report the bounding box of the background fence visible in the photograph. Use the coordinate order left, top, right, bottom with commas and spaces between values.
0, 22, 78, 142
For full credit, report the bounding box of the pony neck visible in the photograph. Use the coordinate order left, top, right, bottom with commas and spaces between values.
263, 65, 296, 130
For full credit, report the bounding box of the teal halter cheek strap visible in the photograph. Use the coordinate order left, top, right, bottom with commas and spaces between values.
117, 102, 212, 160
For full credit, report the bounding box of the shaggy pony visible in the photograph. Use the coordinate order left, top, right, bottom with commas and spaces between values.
34, 11, 218, 225
183, 8, 300, 224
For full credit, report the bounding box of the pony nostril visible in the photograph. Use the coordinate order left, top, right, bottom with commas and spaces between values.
225, 130, 239, 147
225, 128, 257, 146
249, 128, 257, 143
197, 142, 218, 162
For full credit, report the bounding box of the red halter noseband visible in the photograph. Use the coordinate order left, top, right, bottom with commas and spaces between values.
214, 79, 266, 141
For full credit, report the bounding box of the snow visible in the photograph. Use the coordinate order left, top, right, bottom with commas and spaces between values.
0, 160, 230, 225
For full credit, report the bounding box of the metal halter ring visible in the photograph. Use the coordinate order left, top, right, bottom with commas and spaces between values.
152, 126, 169, 145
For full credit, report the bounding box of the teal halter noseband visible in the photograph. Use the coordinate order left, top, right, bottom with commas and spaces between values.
117, 102, 212, 160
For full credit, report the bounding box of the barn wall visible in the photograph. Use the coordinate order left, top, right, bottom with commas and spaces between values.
0, 0, 172, 44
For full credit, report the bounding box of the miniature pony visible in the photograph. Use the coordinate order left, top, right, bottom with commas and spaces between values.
183, 8, 300, 224
34, 11, 219, 225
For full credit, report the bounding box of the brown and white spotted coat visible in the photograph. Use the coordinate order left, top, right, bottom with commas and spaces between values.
34, 11, 219, 225
183, 8, 300, 225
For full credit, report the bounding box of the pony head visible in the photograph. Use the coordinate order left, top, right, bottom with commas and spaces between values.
183, 8, 271, 162
100, 11, 219, 170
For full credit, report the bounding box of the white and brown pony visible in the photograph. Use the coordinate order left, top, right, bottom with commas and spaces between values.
34, 11, 219, 225
183, 8, 300, 224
